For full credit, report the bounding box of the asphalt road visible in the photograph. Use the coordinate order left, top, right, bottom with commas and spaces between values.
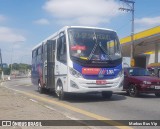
2, 78, 160, 129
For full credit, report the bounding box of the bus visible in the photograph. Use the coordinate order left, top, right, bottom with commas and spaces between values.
31, 26, 124, 100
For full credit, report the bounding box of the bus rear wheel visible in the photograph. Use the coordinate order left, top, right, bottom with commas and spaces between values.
38, 81, 45, 94
56, 81, 65, 100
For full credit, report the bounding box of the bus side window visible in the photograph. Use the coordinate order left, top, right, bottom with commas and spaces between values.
32, 50, 37, 58
41, 44, 43, 59
37, 46, 42, 63
32, 50, 37, 71
57, 35, 67, 63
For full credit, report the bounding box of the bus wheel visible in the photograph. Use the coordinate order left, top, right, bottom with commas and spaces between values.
56, 81, 65, 100
102, 91, 112, 99
38, 81, 45, 94
155, 93, 160, 97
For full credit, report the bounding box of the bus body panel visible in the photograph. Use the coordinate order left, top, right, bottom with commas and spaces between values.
67, 62, 123, 93
31, 26, 123, 94
68, 75, 123, 93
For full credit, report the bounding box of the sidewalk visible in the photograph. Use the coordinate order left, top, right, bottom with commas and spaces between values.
0, 83, 91, 129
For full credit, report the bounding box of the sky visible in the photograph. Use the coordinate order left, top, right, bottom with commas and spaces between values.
0, 0, 160, 65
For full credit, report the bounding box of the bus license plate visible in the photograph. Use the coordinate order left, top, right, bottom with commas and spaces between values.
96, 80, 107, 85
155, 86, 160, 89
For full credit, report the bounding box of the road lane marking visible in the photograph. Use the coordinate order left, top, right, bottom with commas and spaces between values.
23, 84, 33, 86
12, 84, 32, 87
30, 99, 38, 103
44, 105, 56, 111
4, 85, 132, 129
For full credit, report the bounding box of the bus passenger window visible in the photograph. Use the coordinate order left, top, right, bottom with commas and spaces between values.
57, 35, 67, 63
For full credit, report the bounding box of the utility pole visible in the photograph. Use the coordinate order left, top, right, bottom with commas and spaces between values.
119, 0, 135, 67
0, 49, 4, 80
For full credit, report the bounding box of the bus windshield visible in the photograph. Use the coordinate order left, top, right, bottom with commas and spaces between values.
68, 28, 121, 62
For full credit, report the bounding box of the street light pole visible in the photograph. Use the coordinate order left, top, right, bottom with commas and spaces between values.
119, 0, 135, 67
0, 49, 4, 80
10, 46, 13, 76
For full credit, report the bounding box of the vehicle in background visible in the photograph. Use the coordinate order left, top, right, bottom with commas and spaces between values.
147, 63, 160, 78
31, 26, 124, 100
123, 67, 160, 97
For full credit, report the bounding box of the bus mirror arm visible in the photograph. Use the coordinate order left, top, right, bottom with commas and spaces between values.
59, 31, 65, 37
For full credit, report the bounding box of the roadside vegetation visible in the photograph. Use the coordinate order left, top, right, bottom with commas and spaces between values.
1, 63, 31, 75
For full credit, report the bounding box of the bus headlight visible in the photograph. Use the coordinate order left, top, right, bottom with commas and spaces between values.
70, 80, 79, 89
69, 68, 83, 78
117, 70, 124, 77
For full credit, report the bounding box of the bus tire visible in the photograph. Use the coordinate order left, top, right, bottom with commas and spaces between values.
38, 81, 45, 94
102, 91, 112, 99
56, 81, 65, 100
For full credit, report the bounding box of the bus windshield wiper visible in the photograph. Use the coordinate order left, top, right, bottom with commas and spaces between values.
88, 32, 99, 60
99, 42, 112, 61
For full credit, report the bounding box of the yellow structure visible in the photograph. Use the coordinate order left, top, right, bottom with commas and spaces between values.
120, 26, 160, 68
120, 26, 160, 60
120, 26, 160, 45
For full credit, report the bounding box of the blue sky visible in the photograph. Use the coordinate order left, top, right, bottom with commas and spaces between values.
0, 0, 160, 64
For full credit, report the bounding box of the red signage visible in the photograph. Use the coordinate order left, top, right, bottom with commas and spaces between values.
71, 45, 86, 50
82, 68, 100, 75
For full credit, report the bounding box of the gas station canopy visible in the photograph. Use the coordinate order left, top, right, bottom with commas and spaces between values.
120, 26, 160, 57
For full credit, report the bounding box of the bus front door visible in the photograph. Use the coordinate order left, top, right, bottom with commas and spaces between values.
47, 40, 56, 89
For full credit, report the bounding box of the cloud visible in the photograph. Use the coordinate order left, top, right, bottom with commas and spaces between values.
57, 16, 110, 26
135, 16, 160, 33
0, 26, 26, 43
0, 14, 6, 22
135, 16, 160, 27
34, 18, 50, 25
43, 0, 121, 26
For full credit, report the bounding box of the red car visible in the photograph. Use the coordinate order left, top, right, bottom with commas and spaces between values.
123, 67, 160, 97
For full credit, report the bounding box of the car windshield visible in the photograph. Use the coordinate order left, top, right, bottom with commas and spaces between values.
128, 68, 150, 76
68, 28, 121, 61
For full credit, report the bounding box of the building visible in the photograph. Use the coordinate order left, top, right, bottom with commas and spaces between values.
120, 26, 160, 68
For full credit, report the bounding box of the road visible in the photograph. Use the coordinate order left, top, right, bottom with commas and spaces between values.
2, 78, 160, 129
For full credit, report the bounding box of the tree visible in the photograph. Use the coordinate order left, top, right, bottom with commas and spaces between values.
11, 63, 31, 71
7, 63, 31, 75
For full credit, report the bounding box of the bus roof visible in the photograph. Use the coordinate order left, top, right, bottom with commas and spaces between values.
67, 26, 115, 32
32, 26, 116, 50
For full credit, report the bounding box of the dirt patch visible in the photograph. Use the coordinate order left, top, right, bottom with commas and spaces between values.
0, 85, 91, 129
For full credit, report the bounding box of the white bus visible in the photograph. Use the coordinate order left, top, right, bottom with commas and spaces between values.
31, 26, 124, 99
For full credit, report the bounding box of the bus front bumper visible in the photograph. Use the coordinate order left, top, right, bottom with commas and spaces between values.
68, 76, 124, 93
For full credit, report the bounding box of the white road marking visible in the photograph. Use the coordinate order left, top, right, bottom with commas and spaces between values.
11, 84, 32, 87
29, 99, 38, 103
